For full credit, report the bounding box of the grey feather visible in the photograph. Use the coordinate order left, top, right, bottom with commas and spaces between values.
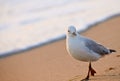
84, 38, 109, 56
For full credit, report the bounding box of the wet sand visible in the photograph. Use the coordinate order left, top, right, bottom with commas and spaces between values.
0, 16, 120, 81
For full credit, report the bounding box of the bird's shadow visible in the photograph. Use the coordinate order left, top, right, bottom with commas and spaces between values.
68, 74, 120, 81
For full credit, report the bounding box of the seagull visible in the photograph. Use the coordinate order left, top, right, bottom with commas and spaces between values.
66, 26, 116, 81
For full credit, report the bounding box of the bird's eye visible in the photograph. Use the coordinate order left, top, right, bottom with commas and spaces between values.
68, 30, 70, 32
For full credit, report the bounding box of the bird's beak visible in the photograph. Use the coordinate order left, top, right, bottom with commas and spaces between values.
72, 32, 76, 36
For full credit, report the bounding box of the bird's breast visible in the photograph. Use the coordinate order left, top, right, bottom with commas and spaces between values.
66, 38, 100, 62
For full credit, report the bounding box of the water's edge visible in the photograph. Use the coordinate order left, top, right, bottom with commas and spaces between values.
0, 13, 120, 58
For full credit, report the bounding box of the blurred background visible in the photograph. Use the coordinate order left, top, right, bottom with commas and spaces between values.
0, 0, 120, 56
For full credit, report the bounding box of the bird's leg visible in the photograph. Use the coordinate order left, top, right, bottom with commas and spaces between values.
81, 62, 96, 81
81, 62, 91, 81
89, 62, 96, 76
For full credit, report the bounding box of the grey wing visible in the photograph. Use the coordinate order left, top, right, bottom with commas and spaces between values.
84, 39, 110, 56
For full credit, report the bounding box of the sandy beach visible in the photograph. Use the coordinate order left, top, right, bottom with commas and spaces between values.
0, 16, 120, 81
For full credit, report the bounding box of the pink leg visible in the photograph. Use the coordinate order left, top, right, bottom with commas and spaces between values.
81, 62, 96, 81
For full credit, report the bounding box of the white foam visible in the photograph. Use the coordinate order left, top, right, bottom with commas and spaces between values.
0, 0, 120, 56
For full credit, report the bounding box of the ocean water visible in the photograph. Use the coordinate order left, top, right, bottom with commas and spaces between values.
0, 0, 120, 56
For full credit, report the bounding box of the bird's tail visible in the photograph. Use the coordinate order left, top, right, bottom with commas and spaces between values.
109, 49, 116, 53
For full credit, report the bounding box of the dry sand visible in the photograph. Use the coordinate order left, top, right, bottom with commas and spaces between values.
0, 16, 120, 81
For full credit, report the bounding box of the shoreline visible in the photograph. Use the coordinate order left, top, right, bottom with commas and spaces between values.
0, 14, 120, 58
0, 16, 120, 81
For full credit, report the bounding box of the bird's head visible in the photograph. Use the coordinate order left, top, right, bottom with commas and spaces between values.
67, 26, 77, 37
